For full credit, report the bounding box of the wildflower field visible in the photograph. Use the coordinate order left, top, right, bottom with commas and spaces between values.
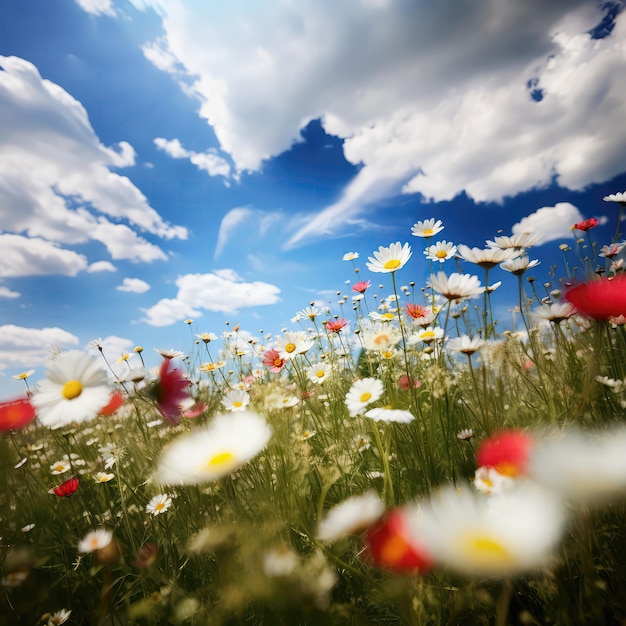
3, 193, 626, 625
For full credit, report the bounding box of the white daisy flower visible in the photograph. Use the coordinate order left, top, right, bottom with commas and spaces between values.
47, 608, 72, 625
307, 362, 332, 384
318, 491, 385, 541
369, 311, 397, 322
429, 272, 484, 301
447, 335, 484, 355
473, 466, 514, 495
156, 411, 272, 485
411, 218, 444, 238
361, 325, 401, 352
424, 240, 457, 263
486, 233, 543, 250
146, 494, 172, 516
221, 389, 251, 412
457, 244, 520, 269
603, 191, 626, 203
500, 255, 540, 275
532, 302, 575, 324
195, 332, 218, 344
78, 528, 113, 553
50, 460, 71, 475
409, 326, 444, 344
94, 472, 115, 483
345, 378, 384, 417
364, 407, 415, 424
154, 348, 185, 359
343, 251, 359, 261
366, 242, 412, 273
274, 331, 314, 360
32, 351, 111, 428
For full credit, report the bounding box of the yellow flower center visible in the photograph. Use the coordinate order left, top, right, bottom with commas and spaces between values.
461, 533, 512, 566
359, 392, 372, 403
285, 342, 296, 353
383, 259, 401, 270
436, 250, 448, 259
316, 370, 325, 378
202, 451, 236, 470
423, 228, 433, 236
382, 313, 395, 320
233, 401, 243, 407
421, 331, 436, 340
62, 380, 83, 400
53, 464, 65, 472
374, 334, 389, 345
154, 502, 166, 512
380, 534, 408, 564
381, 351, 394, 359
90, 538, 100, 549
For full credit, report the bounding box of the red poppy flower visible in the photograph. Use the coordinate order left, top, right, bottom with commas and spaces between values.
565, 275, 626, 321
352, 280, 371, 293
100, 390, 124, 416
398, 375, 421, 390
262, 348, 286, 373
0, 398, 36, 431
364, 508, 434, 574
151, 359, 190, 425
326, 318, 349, 333
50, 476, 79, 497
476, 430, 533, 477
572, 217, 599, 231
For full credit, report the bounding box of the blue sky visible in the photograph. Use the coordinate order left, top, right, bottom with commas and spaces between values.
1, 0, 625, 398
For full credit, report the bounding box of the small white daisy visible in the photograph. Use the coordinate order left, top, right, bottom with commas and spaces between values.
345, 378, 384, 417
146, 494, 172, 516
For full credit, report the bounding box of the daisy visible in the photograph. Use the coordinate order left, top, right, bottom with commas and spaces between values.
352, 280, 371, 293
47, 609, 72, 626
146, 494, 172, 516
343, 251, 359, 261
473, 466, 514, 495
405, 303, 436, 327
154, 348, 185, 359
274, 332, 314, 360
298, 305, 321, 320
487, 233, 543, 250
262, 348, 286, 373
366, 242, 412, 273
345, 378, 384, 417
11, 369, 35, 380
307, 362, 332, 384
500, 255, 540, 275
369, 311, 397, 322
457, 428, 474, 441
32, 351, 111, 428
222, 389, 251, 412
156, 411, 272, 485
364, 407, 415, 424
317, 491, 384, 541
447, 335, 484, 355
361, 325, 401, 352
78, 528, 113, 553
199, 360, 226, 372
424, 241, 457, 263
411, 218, 444, 238
457, 244, 519, 269
532, 302, 576, 324
195, 332, 218, 343
326, 318, 349, 333
410, 326, 444, 345
429, 272, 484, 301
603, 191, 626, 204
409, 481, 566, 577
94, 472, 115, 483
50, 460, 71, 475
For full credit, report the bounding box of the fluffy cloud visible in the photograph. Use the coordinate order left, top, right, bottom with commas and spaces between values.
87, 261, 117, 273
0, 286, 20, 299
512, 202, 584, 244
0, 55, 187, 275
142, 270, 281, 326
74, 0, 116, 16
130, 1, 625, 246
117, 277, 151, 293
0, 325, 79, 376
154, 138, 232, 178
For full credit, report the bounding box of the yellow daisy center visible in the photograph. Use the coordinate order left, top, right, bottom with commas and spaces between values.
285, 342, 296, 353
436, 250, 448, 259
316, 370, 325, 378
383, 259, 401, 270
423, 228, 433, 236
233, 401, 243, 407
381, 313, 395, 320
202, 451, 236, 471
421, 331, 436, 340
154, 502, 166, 512
374, 334, 389, 345
53, 464, 66, 472
62, 380, 83, 400
359, 392, 372, 403
382, 351, 394, 359
461, 533, 512, 566
90, 538, 100, 549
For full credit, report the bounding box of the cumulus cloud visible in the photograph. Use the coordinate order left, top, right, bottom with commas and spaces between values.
0, 55, 187, 275
117, 277, 151, 293
87, 260, 117, 273
132, 1, 625, 246
154, 137, 231, 178
512, 202, 584, 244
0, 324, 79, 375
142, 270, 281, 326
0, 286, 20, 299
75, 0, 116, 16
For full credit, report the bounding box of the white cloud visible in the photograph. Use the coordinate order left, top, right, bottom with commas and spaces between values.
142, 270, 281, 326
154, 137, 231, 178
215, 207, 253, 258
0, 234, 88, 277
0, 55, 187, 275
0, 324, 79, 374
134, 1, 626, 246
117, 277, 151, 293
0, 286, 20, 299
75, 0, 116, 16
512, 202, 584, 244
87, 260, 117, 273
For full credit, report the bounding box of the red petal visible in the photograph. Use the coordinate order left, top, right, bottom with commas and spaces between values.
0, 398, 36, 431
565, 275, 626, 321
100, 390, 124, 416
51, 476, 79, 497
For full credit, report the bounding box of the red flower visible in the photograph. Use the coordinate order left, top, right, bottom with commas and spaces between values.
182, 401, 207, 418
565, 275, 626, 321
365, 508, 434, 574
133, 542, 160, 568
352, 280, 371, 293
405, 303, 429, 320
398, 375, 421, 390
476, 430, 533, 477
572, 217, 599, 231
326, 318, 349, 333
0, 398, 36, 431
50, 476, 79, 497
151, 359, 190, 425
262, 348, 286, 373
100, 390, 124, 416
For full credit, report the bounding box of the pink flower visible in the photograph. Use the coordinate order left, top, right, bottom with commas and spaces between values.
326, 318, 349, 333
398, 375, 421, 390
262, 348, 286, 373
405, 303, 429, 320
572, 217, 599, 232
352, 280, 371, 293
182, 401, 207, 419
151, 359, 190, 425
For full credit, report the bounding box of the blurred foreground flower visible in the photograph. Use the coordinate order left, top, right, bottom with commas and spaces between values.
0, 397, 36, 431
565, 275, 626, 321
476, 430, 533, 477
572, 217, 599, 231
409, 482, 565, 577
317, 491, 384, 541
365, 507, 434, 573
99, 390, 124, 416
156, 411, 272, 485
32, 351, 110, 428
150, 358, 190, 425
